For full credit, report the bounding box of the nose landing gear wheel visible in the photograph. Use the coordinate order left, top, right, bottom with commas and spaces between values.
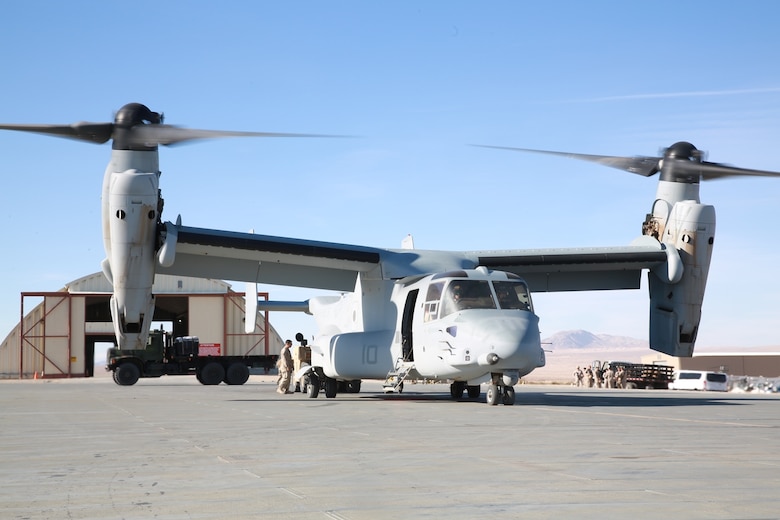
502, 386, 516, 405
486, 384, 500, 405
486, 384, 516, 405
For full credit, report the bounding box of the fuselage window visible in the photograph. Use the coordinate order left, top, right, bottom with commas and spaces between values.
493, 280, 533, 311
440, 280, 496, 317
423, 282, 444, 322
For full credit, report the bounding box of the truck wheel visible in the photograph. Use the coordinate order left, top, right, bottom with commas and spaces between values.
224, 362, 250, 385
199, 362, 225, 385
115, 363, 140, 386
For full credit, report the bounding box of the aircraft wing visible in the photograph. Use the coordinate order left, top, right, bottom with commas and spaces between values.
157, 226, 385, 291
158, 225, 668, 293
465, 237, 669, 292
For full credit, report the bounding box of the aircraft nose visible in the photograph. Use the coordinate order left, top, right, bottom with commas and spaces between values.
455, 313, 542, 368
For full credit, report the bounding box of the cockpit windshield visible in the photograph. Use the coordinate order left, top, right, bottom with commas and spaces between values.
430, 278, 533, 319
493, 280, 532, 311
436, 280, 492, 318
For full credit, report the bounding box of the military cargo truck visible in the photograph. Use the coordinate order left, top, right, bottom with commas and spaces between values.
106, 330, 277, 386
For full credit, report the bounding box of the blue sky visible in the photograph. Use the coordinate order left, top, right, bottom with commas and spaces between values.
1, 1, 779, 350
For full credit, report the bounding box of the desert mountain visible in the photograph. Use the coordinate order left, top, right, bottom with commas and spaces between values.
528, 330, 651, 382
542, 330, 649, 351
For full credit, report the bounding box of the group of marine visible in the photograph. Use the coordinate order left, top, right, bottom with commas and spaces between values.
573, 365, 627, 388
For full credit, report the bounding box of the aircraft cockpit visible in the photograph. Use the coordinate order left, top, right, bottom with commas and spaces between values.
422, 271, 533, 322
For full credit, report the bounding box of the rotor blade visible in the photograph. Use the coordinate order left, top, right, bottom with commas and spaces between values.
127, 125, 346, 146
472, 144, 661, 177
673, 160, 780, 180
0, 122, 114, 144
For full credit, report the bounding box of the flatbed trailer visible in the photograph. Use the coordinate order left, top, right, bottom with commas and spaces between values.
593, 360, 674, 389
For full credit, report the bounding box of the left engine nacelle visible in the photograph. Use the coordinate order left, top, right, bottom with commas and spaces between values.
646, 199, 715, 357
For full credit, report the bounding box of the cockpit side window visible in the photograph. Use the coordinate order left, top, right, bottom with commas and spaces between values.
493, 281, 533, 311
423, 282, 444, 322
440, 280, 496, 317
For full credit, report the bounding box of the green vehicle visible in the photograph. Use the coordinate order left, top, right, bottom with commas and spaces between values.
106, 330, 277, 386
592, 360, 674, 389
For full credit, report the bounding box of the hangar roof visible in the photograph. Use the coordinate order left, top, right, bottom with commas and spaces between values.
64, 272, 233, 294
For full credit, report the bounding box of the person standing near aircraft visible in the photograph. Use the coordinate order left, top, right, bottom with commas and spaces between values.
616, 366, 627, 389
604, 365, 615, 388
594, 366, 604, 388
277, 340, 294, 394
573, 366, 583, 387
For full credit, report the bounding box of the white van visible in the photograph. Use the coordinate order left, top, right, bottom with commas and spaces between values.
668, 370, 728, 392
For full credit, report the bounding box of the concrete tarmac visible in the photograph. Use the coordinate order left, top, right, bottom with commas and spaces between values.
2, 376, 779, 519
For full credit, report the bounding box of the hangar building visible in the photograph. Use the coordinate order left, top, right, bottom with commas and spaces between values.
642, 351, 780, 378
0, 272, 285, 379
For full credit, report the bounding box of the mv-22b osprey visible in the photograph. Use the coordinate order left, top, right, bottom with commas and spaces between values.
3, 103, 779, 405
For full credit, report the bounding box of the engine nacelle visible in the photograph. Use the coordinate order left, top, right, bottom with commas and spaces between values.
317, 330, 395, 379
110, 293, 156, 351
647, 200, 715, 357
101, 149, 162, 351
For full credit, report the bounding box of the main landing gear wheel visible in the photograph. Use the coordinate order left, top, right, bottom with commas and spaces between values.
325, 377, 338, 398
450, 381, 465, 399
451, 382, 483, 399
